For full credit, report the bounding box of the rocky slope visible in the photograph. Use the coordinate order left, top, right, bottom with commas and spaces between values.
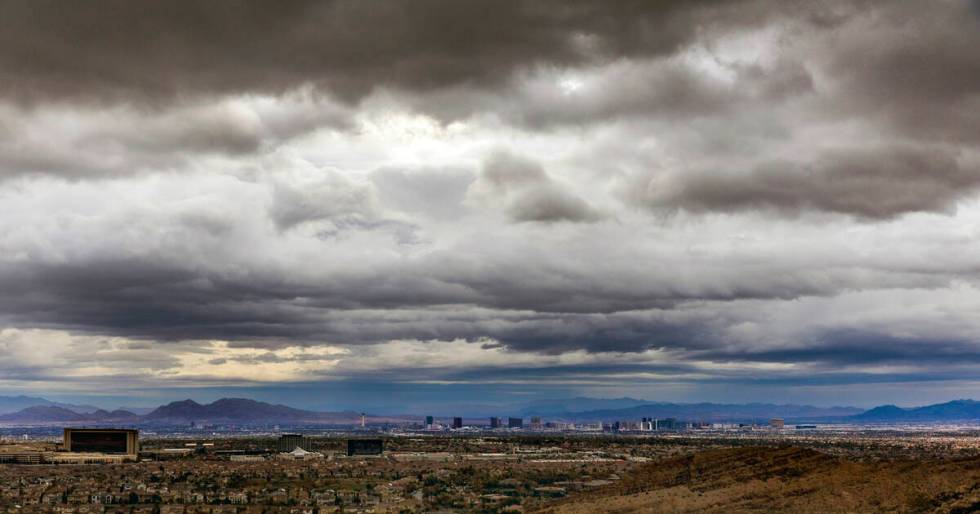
538, 446, 980, 513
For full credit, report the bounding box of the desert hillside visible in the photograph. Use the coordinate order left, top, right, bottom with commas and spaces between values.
537, 446, 980, 513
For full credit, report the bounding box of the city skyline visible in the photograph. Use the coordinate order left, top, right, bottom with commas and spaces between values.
3, 1, 980, 410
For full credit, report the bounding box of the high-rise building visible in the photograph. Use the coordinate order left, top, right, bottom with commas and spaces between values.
490, 417, 501, 429
530, 416, 542, 430
769, 418, 785, 429
452, 417, 463, 429
425, 415, 434, 428
508, 417, 523, 429
277, 434, 312, 452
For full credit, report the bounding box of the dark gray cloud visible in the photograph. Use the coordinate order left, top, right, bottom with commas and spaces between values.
0, 225, 956, 356
710, 331, 980, 366
635, 145, 976, 219
408, 52, 817, 129
0, 0, 751, 105
817, 1, 980, 144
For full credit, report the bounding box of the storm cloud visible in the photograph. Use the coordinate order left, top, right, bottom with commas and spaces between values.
638, 145, 977, 219
0, 0, 754, 104
1, 0, 980, 408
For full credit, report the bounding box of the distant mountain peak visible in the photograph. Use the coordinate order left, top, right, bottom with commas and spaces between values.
0, 405, 85, 422
0, 395, 102, 415
144, 397, 325, 422
852, 399, 980, 422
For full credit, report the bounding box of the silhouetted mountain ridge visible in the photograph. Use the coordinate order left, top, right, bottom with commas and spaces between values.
0, 398, 364, 424
0, 395, 101, 414
144, 398, 351, 422
0, 405, 140, 423
850, 399, 980, 422
5, 396, 980, 425
0, 406, 86, 422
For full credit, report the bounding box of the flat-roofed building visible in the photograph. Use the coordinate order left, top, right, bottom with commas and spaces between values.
346, 439, 384, 456
63, 428, 138, 455
48, 452, 131, 464
230, 454, 266, 462
0, 453, 42, 464
277, 433, 312, 452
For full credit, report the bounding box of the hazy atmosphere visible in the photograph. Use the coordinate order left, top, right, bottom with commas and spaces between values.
3, 0, 980, 412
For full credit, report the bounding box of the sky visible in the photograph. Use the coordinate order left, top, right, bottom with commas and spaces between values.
2, 0, 980, 412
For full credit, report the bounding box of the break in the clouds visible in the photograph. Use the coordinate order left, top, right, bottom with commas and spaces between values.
1, 0, 980, 409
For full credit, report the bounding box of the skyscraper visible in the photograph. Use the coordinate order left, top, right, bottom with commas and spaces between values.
508, 417, 523, 429
452, 417, 463, 429
490, 417, 500, 429
425, 415, 433, 428
277, 434, 311, 452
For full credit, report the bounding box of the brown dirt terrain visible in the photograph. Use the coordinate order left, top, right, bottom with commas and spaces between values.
536, 446, 980, 513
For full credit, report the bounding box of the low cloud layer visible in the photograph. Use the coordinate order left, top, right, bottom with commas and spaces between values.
1, 0, 980, 407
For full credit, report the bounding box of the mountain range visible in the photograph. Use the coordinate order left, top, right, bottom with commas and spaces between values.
143, 398, 365, 423
0, 398, 378, 425
0, 406, 138, 423
524, 399, 980, 423
0, 395, 102, 415
848, 399, 980, 422
3, 396, 980, 425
